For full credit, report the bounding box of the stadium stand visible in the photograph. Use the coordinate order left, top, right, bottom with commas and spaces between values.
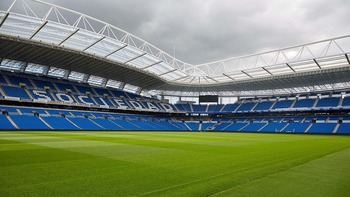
0, 71, 349, 134
1, 0, 350, 136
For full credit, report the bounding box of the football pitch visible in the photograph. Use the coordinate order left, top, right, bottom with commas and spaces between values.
1, 131, 350, 196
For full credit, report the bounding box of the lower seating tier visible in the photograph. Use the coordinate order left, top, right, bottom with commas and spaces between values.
0, 105, 349, 134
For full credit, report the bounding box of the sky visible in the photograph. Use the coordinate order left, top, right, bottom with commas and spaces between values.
2, 0, 350, 64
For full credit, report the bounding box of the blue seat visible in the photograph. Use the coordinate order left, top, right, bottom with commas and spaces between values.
55, 83, 77, 93
175, 104, 185, 111
42, 116, 79, 130
282, 123, 310, 133
93, 88, 112, 97
0, 105, 20, 113
93, 97, 114, 107
46, 109, 72, 116
273, 100, 292, 109
221, 103, 239, 112
11, 115, 50, 129
260, 123, 288, 132
75, 85, 95, 95
0, 115, 16, 129
214, 123, 230, 131
337, 123, 350, 134
171, 122, 189, 130
110, 90, 128, 98
201, 123, 215, 130
237, 102, 255, 111
19, 107, 47, 115
2, 86, 31, 99
7, 75, 33, 87
316, 97, 339, 107
293, 99, 315, 108
68, 118, 103, 130
342, 97, 350, 107
0, 75, 8, 85
182, 104, 192, 112
308, 123, 336, 134
32, 79, 56, 90
93, 119, 124, 130
186, 122, 199, 131
111, 119, 138, 130
207, 104, 224, 113
192, 104, 207, 113
241, 123, 265, 132
224, 123, 247, 131
125, 92, 141, 100
253, 102, 273, 111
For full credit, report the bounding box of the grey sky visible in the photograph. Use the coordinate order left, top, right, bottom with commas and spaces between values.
4, 0, 350, 64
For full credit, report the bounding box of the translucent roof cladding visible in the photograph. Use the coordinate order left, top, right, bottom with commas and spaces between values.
0, 11, 187, 82
1, 0, 350, 89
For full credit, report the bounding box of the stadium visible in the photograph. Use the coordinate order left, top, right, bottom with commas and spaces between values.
0, 0, 350, 196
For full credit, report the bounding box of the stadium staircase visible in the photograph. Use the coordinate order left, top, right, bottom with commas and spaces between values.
333, 123, 340, 134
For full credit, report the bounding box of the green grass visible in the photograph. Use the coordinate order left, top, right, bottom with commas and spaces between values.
0, 132, 350, 196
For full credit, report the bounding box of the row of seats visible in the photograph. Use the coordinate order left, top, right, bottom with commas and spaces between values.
1, 105, 349, 134
0, 105, 187, 131
175, 96, 350, 114
0, 72, 157, 101
212, 116, 350, 123
212, 122, 350, 134
0, 85, 177, 112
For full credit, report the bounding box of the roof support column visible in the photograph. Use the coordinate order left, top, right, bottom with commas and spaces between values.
63, 70, 70, 80
101, 78, 107, 87
43, 66, 50, 76
19, 62, 28, 73
119, 82, 126, 90
135, 87, 142, 95
82, 74, 90, 83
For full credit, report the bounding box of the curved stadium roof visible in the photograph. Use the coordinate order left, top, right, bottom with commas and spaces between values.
1, 0, 350, 96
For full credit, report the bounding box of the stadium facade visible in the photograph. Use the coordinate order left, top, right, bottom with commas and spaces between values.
0, 0, 350, 134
